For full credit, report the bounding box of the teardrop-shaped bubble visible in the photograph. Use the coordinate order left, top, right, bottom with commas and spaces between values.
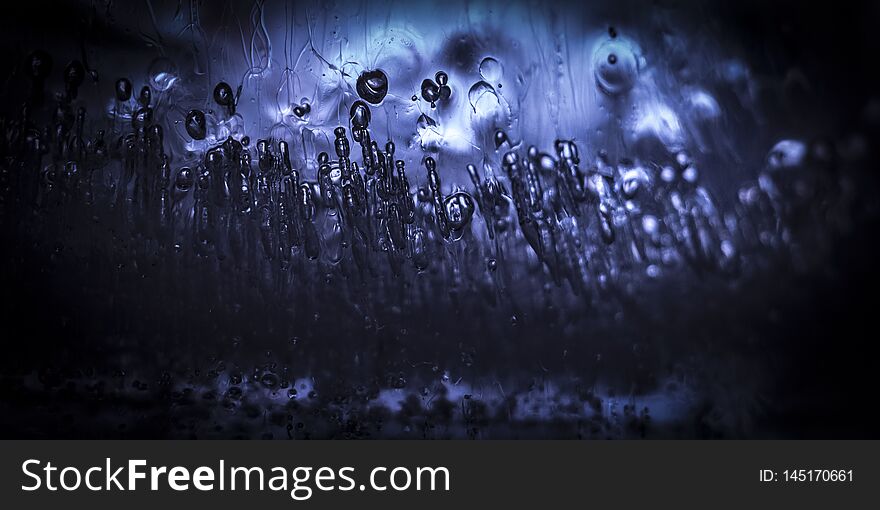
494, 129, 509, 148
350, 100, 371, 129
443, 191, 476, 231
148, 57, 179, 92
417, 113, 438, 129
479, 57, 503, 83
185, 109, 207, 140
356, 69, 388, 104
592, 39, 639, 95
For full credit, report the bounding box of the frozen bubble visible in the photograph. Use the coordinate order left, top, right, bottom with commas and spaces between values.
686, 88, 722, 120
479, 57, 503, 83
356, 69, 388, 105
468, 81, 500, 117
592, 39, 639, 95
350, 101, 371, 129
214, 82, 234, 107
621, 167, 650, 198
421, 78, 441, 105
132, 107, 153, 128
175, 167, 194, 191
767, 140, 807, 169
642, 215, 659, 235
721, 240, 736, 259
676, 151, 692, 168
444, 191, 476, 231
148, 57, 179, 92
185, 110, 206, 140
138, 86, 151, 107
631, 101, 684, 152
494, 129, 509, 148
115, 78, 132, 102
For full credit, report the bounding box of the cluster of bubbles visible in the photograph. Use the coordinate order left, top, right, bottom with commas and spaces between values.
3, 41, 859, 323
0, 29, 867, 438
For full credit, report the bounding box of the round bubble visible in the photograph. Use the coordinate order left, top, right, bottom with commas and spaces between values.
592, 39, 640, 95
444, 191, 476, 231
356, 69, 388, 105
479, 57, 503, 83
175, 167, 194, 191
421, 79, 440, 104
